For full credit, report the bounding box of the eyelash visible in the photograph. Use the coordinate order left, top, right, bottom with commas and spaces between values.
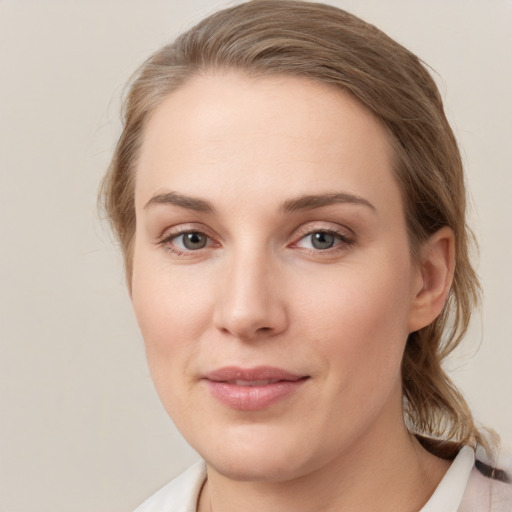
157, 226, 355, 256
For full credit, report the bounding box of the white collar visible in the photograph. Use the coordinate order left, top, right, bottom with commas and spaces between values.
420, 446, 475, 512
134, 460, 206, 512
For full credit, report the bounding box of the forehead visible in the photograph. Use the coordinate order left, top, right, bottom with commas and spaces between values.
135, 71, 398, 212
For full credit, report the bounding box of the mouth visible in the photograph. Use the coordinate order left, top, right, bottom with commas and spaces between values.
228, 379, 286, 386
203, 366, 310, 411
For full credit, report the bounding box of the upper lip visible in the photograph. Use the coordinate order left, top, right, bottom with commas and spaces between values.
203, 366, 307, 384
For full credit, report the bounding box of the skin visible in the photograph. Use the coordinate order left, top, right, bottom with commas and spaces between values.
131, 72, 454, 511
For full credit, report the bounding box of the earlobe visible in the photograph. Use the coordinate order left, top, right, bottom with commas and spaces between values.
408, 226, 455, 333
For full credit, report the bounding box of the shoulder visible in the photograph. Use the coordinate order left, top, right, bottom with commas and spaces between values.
134, 460, 207, 512
460, 446, 512, 512
460, 467, 512, 511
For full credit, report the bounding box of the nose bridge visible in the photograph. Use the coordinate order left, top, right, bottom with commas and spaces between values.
214, 242, 287, 340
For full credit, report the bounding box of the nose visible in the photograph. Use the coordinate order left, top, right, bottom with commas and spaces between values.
213, 251, 288, 341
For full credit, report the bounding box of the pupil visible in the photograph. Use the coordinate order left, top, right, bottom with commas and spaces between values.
183, 232, 206, 250
312, 232, 335, 249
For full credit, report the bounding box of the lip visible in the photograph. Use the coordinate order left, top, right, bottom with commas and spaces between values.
202, 366, 309, 411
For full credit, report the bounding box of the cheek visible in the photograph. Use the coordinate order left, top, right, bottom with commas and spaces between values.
131, 273, 212, 423
294, 259, 413, 381
130, 251, 214, 383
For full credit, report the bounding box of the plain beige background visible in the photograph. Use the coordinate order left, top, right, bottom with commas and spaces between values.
0, 1, 510, 511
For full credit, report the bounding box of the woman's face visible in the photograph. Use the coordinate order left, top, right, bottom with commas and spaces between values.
131, 72, 425, 482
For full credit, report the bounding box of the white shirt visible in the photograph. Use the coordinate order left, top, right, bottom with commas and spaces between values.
421, 445, 475, 512
134, 446, 512, 512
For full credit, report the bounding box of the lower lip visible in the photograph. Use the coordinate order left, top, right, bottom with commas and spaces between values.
204, 379, 308, 411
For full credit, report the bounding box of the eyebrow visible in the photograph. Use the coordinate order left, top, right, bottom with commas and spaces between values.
144, 191, 375, 215
280, 193, 376, 213
144, 191, 216, 213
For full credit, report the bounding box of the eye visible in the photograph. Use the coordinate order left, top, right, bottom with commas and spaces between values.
309, 232, 337, 250
295, 229, 352, 251
159, 230, 212, 253
179, 232, 208, 250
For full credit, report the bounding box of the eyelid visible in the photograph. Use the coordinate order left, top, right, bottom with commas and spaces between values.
157, 222, 214, 239
292, 221, 355, 240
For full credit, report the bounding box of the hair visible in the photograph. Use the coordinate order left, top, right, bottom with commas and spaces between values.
100, 0, 488, 455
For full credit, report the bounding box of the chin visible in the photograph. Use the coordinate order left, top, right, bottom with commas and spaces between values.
192, 422, 331, 483
208, 451, 308, 483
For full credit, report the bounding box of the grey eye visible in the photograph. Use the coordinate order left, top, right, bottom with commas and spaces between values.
310, 232, 336, 250
181, 232, 208, 250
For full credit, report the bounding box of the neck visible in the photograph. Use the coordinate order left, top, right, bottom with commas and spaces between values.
198, 398, 449, 512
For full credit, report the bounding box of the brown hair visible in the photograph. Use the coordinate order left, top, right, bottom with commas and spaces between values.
100, 0, 486, 453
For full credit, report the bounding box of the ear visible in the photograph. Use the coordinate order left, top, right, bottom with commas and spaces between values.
408, 226, 455, 333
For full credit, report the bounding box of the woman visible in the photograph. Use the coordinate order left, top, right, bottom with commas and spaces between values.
100, 1, 511, 510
